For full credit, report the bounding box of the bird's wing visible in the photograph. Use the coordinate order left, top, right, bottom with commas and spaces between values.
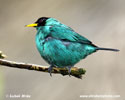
50, 25, 93, 44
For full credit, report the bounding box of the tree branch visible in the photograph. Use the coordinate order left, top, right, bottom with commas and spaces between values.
0, 51, 86, 79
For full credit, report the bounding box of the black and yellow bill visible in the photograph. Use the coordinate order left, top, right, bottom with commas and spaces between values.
25, 23, 38, 27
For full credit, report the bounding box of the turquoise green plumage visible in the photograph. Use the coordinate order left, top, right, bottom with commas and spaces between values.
26, 17, 119, 76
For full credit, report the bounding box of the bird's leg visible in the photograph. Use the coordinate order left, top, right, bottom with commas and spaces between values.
66, 66, 72, 76
48, 65, 54, 76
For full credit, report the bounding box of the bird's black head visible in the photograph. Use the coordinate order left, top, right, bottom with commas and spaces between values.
35, 17, 49, 26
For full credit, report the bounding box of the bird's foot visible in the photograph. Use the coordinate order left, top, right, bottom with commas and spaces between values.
48, 65, 53, 76
66, 67, 72, 77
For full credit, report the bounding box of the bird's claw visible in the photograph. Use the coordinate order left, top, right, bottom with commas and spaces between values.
66, 67, 71, 77
48, 65, 53, 76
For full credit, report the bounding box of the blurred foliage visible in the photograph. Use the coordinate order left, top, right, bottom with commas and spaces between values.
0, 70, 4, 100
0, 51, 5, 100
0, 51, 6, 59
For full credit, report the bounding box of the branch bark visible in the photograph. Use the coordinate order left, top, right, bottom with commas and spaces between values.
0, 51, 86, 79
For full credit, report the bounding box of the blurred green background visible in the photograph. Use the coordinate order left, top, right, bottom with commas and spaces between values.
0, 0, 124, 100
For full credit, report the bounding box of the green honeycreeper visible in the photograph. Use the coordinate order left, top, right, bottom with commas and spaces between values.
26, 17, 119, 76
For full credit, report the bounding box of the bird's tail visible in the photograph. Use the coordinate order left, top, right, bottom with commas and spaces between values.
96, 47, 119, 52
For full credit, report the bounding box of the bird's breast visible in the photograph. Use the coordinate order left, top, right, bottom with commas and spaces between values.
35, 35, 84, 66
35, 33, 96, 67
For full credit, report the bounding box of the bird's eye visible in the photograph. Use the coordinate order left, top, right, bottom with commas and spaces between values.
35, 17, 49, 26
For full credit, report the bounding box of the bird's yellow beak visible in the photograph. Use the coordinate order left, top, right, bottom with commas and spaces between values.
25, 23, 38, 27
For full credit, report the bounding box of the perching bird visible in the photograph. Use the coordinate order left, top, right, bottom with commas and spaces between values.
26, 17, 119, 76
